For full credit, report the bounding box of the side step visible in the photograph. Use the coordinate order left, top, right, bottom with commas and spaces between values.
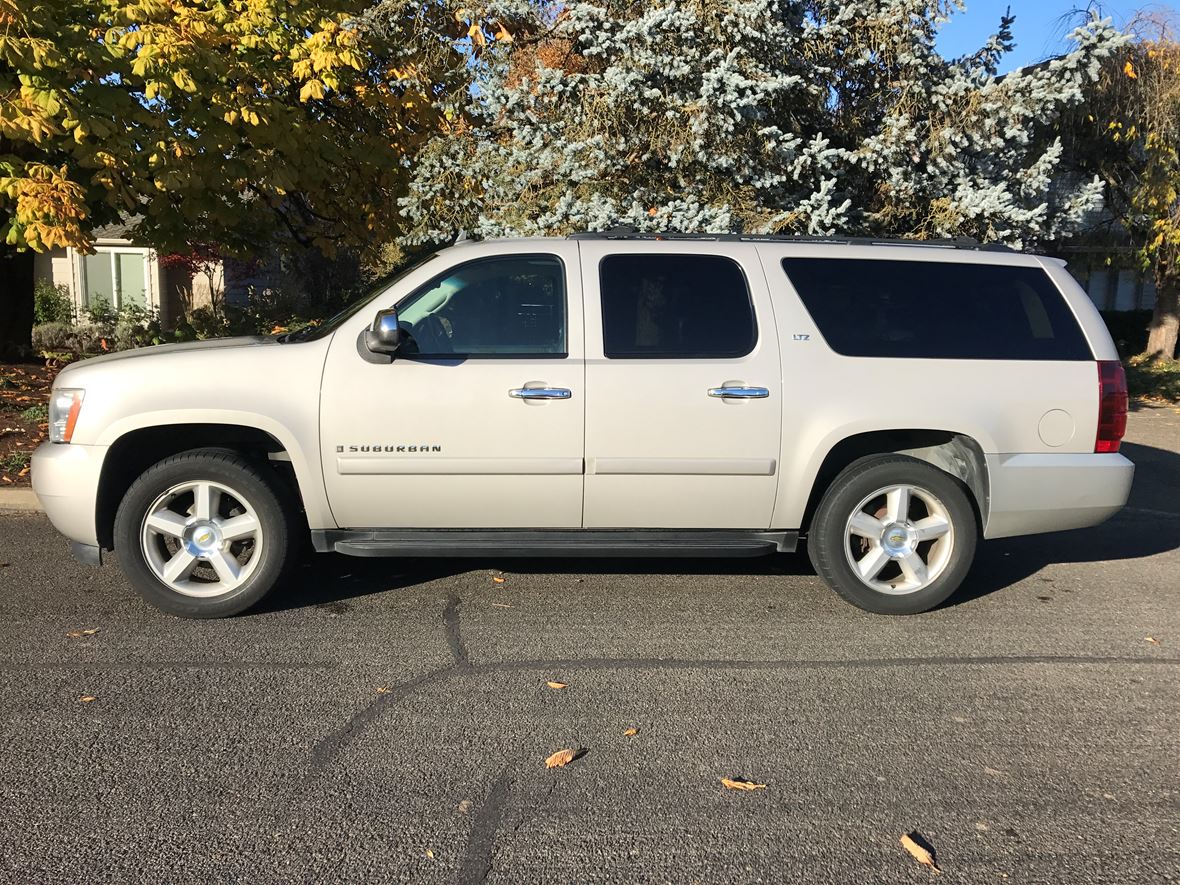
312, 529, 798, 558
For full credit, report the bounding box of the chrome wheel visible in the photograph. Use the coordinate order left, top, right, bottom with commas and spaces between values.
843, 483, 954, 596
139, 480, 264, 598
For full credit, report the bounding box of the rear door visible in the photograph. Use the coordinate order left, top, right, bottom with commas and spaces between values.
579, 242, 784, 528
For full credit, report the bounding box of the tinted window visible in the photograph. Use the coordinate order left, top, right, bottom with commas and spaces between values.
782, 258, 1092, 360
396, 255, 565, 357
600, 255, 756, 358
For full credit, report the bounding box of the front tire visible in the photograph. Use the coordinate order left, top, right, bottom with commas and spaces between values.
114, 448, 295, 618
808, 455, 978, 615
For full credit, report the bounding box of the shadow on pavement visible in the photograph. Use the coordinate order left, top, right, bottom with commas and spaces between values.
257, 440, 1179, 614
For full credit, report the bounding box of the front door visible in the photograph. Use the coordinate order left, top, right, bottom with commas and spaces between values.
320, 245, 584, 528
579, 243, 783, 528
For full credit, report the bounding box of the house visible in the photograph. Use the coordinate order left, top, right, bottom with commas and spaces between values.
1057, 246, 1159, 313
32, 220, 224, 327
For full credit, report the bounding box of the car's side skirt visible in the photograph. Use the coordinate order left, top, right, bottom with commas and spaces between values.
311, 529, 798, 558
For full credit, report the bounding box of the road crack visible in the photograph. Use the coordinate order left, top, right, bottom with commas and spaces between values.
458, 768, 513, 885
444, 591, 472, 670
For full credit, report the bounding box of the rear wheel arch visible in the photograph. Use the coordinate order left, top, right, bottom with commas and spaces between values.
95, 423, 306, 551
800, 429, 988, 535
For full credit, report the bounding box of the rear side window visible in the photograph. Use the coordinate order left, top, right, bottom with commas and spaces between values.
782, 258, 1092, 360
600, 254, 756, 358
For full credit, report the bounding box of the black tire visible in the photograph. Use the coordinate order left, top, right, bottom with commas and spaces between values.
808, 454, 978, 615
113, 448, 295, 618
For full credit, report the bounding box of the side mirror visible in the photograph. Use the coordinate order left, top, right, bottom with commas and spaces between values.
364, 308, 403, 355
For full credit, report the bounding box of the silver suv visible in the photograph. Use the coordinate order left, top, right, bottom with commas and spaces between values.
32, 233, 1134, 618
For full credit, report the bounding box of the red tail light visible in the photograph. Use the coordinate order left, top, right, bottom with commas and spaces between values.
1096, 360, 1128, 453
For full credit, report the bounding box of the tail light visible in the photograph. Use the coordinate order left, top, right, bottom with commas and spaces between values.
1095, 360, 1128, 453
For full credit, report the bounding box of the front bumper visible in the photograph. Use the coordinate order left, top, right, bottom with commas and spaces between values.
984, 452, 1135, 539
30, 442, 108, 548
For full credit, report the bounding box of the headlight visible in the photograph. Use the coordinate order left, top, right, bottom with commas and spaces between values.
49, 389, 85, 444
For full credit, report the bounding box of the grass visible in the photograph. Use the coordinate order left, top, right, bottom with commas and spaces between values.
1126, 354, 1180, 403
0, 451, 31, 474
19, 404, 48, 423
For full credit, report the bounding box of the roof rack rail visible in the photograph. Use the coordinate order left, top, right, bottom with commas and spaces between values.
567, 226, 1016, 253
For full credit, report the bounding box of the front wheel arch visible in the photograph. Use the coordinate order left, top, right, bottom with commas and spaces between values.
96, 424, 304, 551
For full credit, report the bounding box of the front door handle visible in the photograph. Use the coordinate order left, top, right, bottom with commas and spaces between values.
510, 386, 572, 400
708, 385, 770, 399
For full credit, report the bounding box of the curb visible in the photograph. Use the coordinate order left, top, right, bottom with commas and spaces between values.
0, 489, 43, 512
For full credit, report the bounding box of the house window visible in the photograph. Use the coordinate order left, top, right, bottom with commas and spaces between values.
81, 248, 149, 310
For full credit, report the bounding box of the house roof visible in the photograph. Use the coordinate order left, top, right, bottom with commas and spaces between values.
91, 217, 142, 241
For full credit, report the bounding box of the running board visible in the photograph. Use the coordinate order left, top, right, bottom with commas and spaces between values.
312, 529, 798, 558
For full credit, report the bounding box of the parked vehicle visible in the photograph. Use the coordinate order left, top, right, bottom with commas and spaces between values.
32, 232, 1134, 618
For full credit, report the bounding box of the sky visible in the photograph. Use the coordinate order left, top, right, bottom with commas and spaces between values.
936, 0, 1179, 71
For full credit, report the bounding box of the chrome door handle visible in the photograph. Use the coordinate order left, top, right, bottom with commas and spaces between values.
708, 386, 770, 399
510, 387, 572, 400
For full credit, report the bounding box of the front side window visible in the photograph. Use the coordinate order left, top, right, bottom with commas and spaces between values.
600, 254, 756, 358
782, 257, 1092, 360
395, 255, 566, 358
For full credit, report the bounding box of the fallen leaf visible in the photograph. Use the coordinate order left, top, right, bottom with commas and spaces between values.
1145, 636, 1160, 645
457, 799, 473, 814
900, 833, 941, 874
376, 687, 391, 694
623, 727, 638, 737
546, 681, 567, 690
424, 849, 435, 859
66, 628, 99, 638
78, 696, 96, 703
720, 777, 766, 792
492, 576, 506, 584
545, 748, 579, 769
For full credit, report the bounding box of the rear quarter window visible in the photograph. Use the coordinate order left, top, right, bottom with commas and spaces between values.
781, 258, 1092, 360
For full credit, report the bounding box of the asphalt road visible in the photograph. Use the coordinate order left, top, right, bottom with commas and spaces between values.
2, 409, 1179, 884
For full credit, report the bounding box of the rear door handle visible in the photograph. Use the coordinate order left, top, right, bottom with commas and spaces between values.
510, 386, 572, 400
708, 385, 770, 399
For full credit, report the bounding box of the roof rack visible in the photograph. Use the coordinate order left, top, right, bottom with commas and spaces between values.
567, 226, 1016, 253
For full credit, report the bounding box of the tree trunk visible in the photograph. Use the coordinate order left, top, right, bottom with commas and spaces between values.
0, 247, 35, 361
1145, 258, 1180, 361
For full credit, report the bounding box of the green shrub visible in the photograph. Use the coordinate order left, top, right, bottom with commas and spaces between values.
33, 280, 75, 324
31, 322, 102, 355
83, 297, 118, 327
1126, 354, 1180, 403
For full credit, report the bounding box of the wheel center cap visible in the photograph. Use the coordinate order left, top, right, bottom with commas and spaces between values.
183, 521, 223, 556
881, 522, 915, 557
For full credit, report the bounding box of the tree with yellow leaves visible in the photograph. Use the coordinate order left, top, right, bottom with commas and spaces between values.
0, 0, 498, 355
1067, 11, 1180, 359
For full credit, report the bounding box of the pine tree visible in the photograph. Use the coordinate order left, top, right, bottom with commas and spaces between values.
400, 1, 1124, 249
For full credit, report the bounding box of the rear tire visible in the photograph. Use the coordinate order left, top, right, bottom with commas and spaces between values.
808, 455, 978, 615
113, 448, 295, 618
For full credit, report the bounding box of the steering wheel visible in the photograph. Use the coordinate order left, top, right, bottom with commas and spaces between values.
412, 314, 453, 354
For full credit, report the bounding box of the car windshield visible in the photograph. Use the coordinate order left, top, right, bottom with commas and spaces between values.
276, 251, 440, 343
